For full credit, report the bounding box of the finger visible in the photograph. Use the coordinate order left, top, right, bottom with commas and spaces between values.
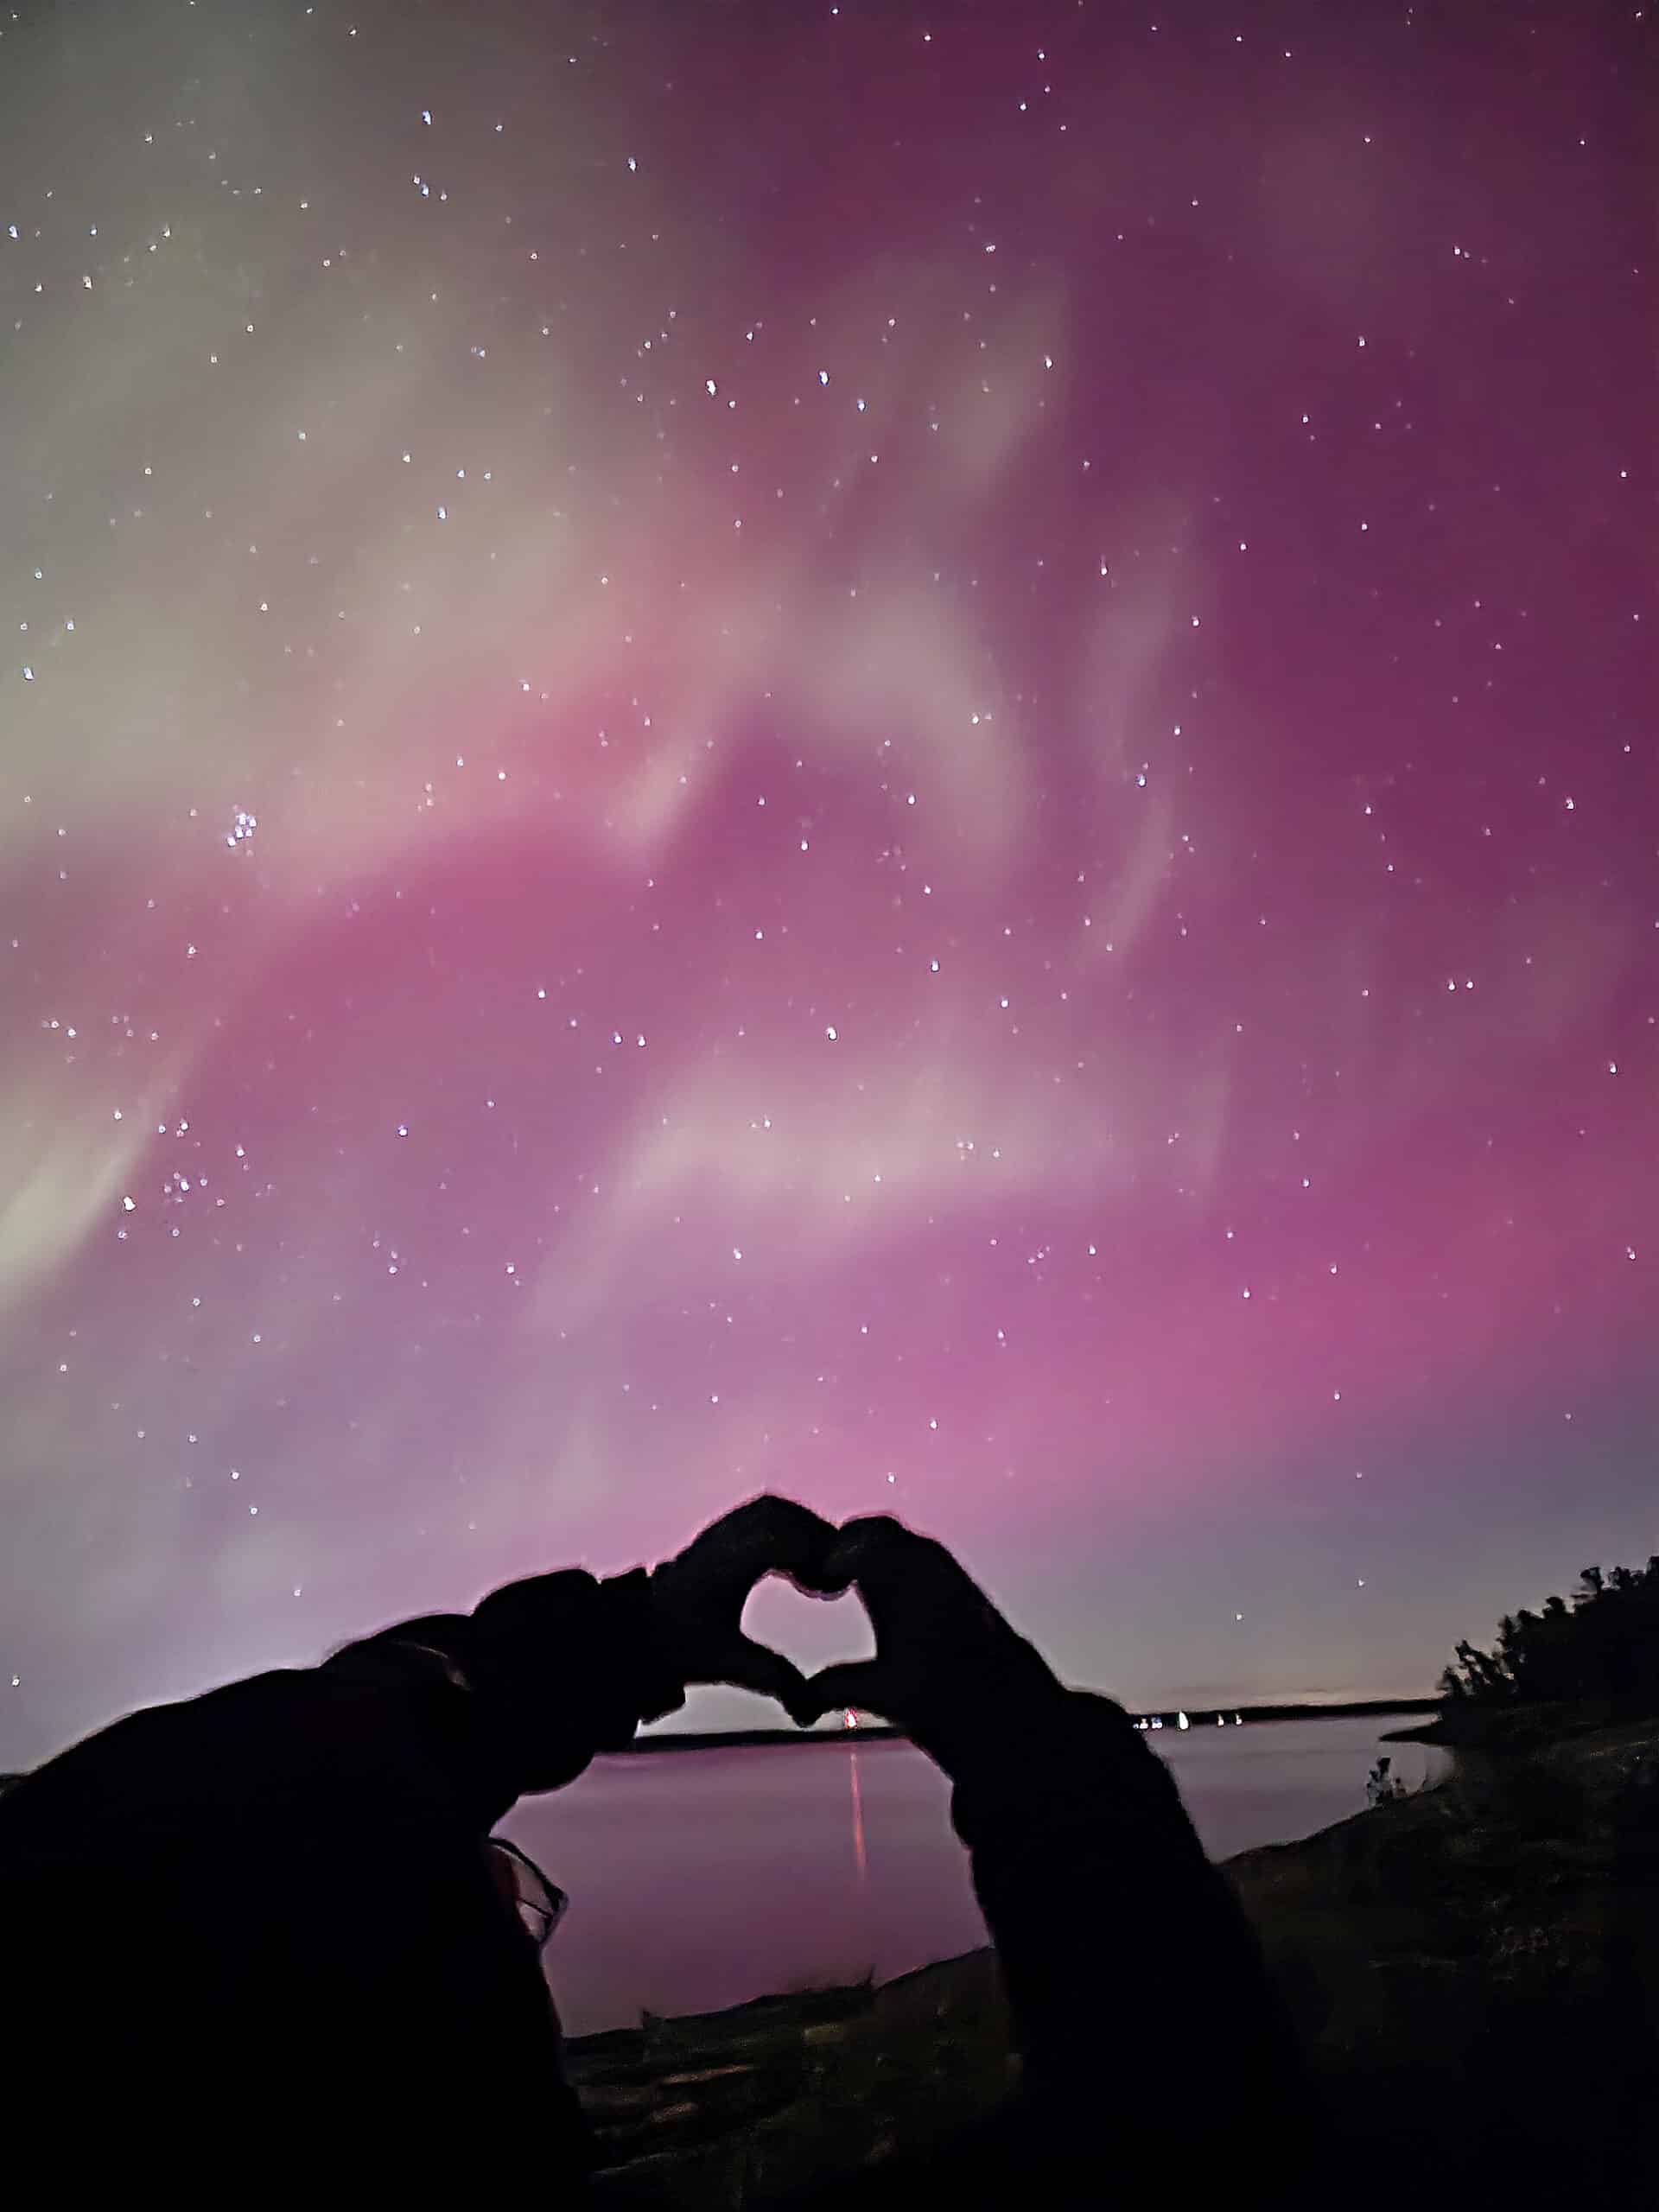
821, 1516, 941, 1601
728, 1495, 844, 1588
802, 1660, 893, 1726
681, 1495, 844, 1599
709, 1634, 817, 1726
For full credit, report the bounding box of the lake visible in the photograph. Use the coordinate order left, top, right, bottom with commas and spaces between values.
501, 1712, 1446, 2036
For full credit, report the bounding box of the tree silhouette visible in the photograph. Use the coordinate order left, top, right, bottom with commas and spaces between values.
1440, 1557, 1659, 1711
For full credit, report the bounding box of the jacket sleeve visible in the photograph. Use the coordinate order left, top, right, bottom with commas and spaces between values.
0, 1565, 683, 2176
326, 1563, 685, 1804
948, 1690, 1308, 2191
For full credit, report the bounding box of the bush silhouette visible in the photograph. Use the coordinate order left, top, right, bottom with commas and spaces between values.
1440, 1557, 1659, 1712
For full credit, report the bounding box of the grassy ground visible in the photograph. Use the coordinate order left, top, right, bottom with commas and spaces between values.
569, 1951, 1016, 2206
568, 1715, 1659, 2207
1231, 1713, 1659, 2202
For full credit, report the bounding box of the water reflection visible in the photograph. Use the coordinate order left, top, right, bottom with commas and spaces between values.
849, 1750, 868, 1886
504, 1713, 1446, 2036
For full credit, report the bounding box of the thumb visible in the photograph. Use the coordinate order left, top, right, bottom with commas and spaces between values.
803, 1660, 893, 1726
719, 1635, 817, 1726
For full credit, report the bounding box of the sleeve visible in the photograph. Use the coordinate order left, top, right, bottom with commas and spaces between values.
0, 1561, 685, 2178
948, 1690, 1310, 2195
327, 1563, 687, 1803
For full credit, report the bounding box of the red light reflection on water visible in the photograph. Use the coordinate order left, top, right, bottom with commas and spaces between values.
849, 1751, 868, 1885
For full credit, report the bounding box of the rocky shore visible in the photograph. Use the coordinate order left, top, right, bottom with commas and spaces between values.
570, 1714, 1659, 2207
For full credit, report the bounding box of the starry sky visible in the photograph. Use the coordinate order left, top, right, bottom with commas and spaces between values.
3, 0, 1654, 1769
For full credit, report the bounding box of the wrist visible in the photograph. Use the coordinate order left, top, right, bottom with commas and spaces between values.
604, 1567, 687, 1726
913, 1659, 1078, 1782
948, 1687, 1149, 1816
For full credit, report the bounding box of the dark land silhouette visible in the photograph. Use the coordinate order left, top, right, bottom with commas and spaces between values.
1438, 1557, 1659, 1719
3, 1530, 1655, 2205
571, 1559, 1659, 2206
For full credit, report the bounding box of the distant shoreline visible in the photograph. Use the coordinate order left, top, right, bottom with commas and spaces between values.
569, 1710, 1659, 2196
626, 1695, 1440, 1755
0, 1699, 1443, 1794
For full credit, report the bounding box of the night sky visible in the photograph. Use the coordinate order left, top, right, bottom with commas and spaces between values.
3, 0, 1654, 1769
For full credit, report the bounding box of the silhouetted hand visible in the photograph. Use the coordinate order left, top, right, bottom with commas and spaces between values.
802, 1515, 1067, 1775
650, 1494, 844, 1726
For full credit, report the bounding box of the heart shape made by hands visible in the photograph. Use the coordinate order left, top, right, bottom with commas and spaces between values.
741, 1577, 878, 1713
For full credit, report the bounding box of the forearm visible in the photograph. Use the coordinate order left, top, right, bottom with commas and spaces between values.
327, 1564, 684, 1805
950, 1692, 1302, 2136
